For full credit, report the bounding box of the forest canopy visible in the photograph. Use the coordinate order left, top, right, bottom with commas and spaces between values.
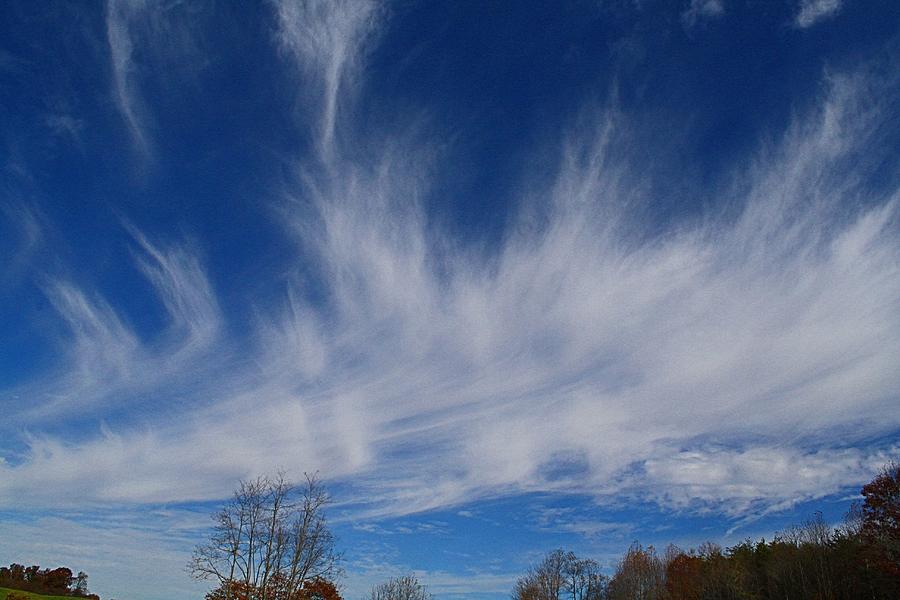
512, 462, 900, 600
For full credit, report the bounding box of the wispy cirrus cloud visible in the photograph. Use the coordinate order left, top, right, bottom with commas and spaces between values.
2, 56, 897, 520
1, 230, 221, 426
3, 0, 899, 536
44, 281, 142, 392
106, 0, 151, 155
682, 0, 725, 29
273, 0, 381, 158
795, 0, 843, 28
104, 0, 207, 158
128, 227, 221, 352
644, 445, 898, 516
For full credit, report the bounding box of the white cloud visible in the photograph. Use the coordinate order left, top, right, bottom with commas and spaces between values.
3, 63, 897, 520
1, 231, 221, 425
104, 0, 206, 157
644, 445, 897, 515
682, 0, 724, 29
795, 0, 843, 28
44, 281, 142, 389
128, 226, 221, 351
106, 0, 151, 155
3, 0, 900, 549
273, 0, 381, 159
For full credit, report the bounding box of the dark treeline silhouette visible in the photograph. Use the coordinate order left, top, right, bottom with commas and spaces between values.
514, 462, 899, 600
0, 564, 98, 599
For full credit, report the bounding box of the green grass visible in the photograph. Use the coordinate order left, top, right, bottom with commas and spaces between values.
0, 587, 74, 600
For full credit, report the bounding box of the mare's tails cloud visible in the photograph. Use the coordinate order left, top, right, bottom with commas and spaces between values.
0, 2, 898, 599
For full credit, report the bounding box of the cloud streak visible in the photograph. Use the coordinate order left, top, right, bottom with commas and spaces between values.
106, 0, 151, 155
682, 0, 725, 29
1, 231, 221, 426
273, 0, 381, 159
795, 0, 843, 28
104, 0, 204, 157
3, 1, 899, 537
2, 59, 898, 522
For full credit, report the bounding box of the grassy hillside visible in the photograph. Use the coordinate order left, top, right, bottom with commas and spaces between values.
0, 588, 74, 600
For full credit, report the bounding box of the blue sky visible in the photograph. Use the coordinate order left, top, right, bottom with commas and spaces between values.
1, 1, 899, 599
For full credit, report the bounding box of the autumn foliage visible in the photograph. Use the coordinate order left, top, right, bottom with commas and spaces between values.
859, 462, 900, 578
0, 564, 98, 599
204, 576, 342, 600
514, 461, 900, 600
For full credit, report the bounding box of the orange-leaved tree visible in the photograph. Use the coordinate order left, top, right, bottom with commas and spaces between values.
860, 461, 900, 577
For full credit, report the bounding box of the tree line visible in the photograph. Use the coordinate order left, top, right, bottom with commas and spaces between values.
0, 564, 97, 599
191, 462, 898, 600
512, 462, 899, 600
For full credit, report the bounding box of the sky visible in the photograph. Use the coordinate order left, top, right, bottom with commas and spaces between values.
1, 1, 899, 599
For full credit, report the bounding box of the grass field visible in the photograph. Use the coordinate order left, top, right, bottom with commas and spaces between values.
0, 588, 74, 600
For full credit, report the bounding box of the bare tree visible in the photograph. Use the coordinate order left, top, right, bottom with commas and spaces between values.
514, 551, 562, 600
564, 557, 605, 600
189, 472, 341, 600
514, 550, 605, 600
368, 575, 431, 600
